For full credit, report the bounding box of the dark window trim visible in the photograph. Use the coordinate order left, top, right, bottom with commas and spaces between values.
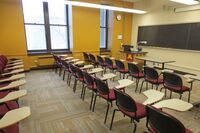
22, 1, 70, 55
43, 2, 52, 52
100, 9, 108, 49
25, 23, 45, 25
66, 5, 70, 51
28, 50, 72, 55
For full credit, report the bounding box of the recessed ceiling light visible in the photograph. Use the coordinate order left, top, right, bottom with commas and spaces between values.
64, 1, 146, 14
170, 0, 199, 5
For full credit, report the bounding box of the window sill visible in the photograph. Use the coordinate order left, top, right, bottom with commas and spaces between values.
100, 49, 110, 52
28, 50, 72, 56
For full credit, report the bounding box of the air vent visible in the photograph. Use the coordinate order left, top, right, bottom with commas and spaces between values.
174, 4, 200, 12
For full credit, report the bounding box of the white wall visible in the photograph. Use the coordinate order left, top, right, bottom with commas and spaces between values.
132, 0, 200, 74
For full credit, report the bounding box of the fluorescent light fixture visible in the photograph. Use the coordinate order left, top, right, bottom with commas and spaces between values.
170, 0, 199, 5
64, 1, 146, 14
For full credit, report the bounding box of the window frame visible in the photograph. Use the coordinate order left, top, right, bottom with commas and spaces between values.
100, 9, 109, 50
22, 1, 70, 54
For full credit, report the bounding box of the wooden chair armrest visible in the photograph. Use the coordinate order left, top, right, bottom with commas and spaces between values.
0, 90, 27, 104
0, 107, 30, 129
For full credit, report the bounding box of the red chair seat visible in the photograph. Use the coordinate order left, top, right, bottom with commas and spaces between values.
131, 72, 144, 78
78, 77, 84, 82
165, 85, 190, 93
146, 78, 163, 84
65, 68, 70, 72
99, 89, 116, 100
0, 102, 19, 117
119, 102, 146, 119
92, 61, 99, 65
186, 128, 193, 133
0, 75, 11, 80
3, 124, 19, 133
0, 82, 10, 88
87, 83, 96, 91
0, 91, 10, 98
119, 69, 129, 73
0, 105, 9, 117
3, 69, 12, 73
100, 63, 107, 66
108, 65, 117, 69
6, 101, 19, 110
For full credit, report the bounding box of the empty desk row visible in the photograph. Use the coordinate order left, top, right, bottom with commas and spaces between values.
0, 55, 31, 133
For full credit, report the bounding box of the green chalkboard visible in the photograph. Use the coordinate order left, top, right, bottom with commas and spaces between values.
138, 23, 200, 51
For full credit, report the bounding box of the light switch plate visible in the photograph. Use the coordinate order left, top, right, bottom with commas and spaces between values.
118, 34, 123, 40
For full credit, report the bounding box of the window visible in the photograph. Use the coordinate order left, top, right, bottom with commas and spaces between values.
100, 9, 108, 49
22, 0, 70, 53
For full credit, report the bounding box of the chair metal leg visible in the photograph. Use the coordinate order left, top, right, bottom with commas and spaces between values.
180, 94, 182, 99
90, 92, 94, 110
130, 118, 133, 123
73, 79, 77, 92
132, 121, 137, 133
67, 74, 70, 85
63, 70, 66, 80
123, 73, 125, 79
104, 103, 110, 124
80, 85, 85, 99
55, 65, 58, 73
135, 79, 139, 92
146, 82, 148, 90
81, 82, 85, 99
139, 80, 145, 93
152, 84, 153, 89
101, 71, 103, 76
114, 70, 116, 74
92, 94, 97, 112
110, 109, 118, 130
67, 74, 69, 85
188, 91, 191, 102
170, 91, 172, 98
82, 86, 87, 101
160, 87, 164, 92
67, 73, 70, 85
126, 74, 130, 79
104, 67, 107, 73
156, 85, 159, 90
59, 67, 62, 76
68, 75, 72, 86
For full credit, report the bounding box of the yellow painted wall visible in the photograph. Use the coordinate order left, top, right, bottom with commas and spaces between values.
72, 6, 100, 60
111, 2, 133, 59
72, 0, 133, 60
0, 0, 27, 56
0, 0, 133, 70
0, 0, 29, 70
71, 0, 133, 60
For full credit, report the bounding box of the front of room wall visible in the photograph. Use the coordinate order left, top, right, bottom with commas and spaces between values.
132, 0, 200, 74
0, 0, 133, 70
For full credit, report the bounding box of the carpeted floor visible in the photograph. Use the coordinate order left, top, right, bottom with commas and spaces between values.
19, 69, 200, 133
